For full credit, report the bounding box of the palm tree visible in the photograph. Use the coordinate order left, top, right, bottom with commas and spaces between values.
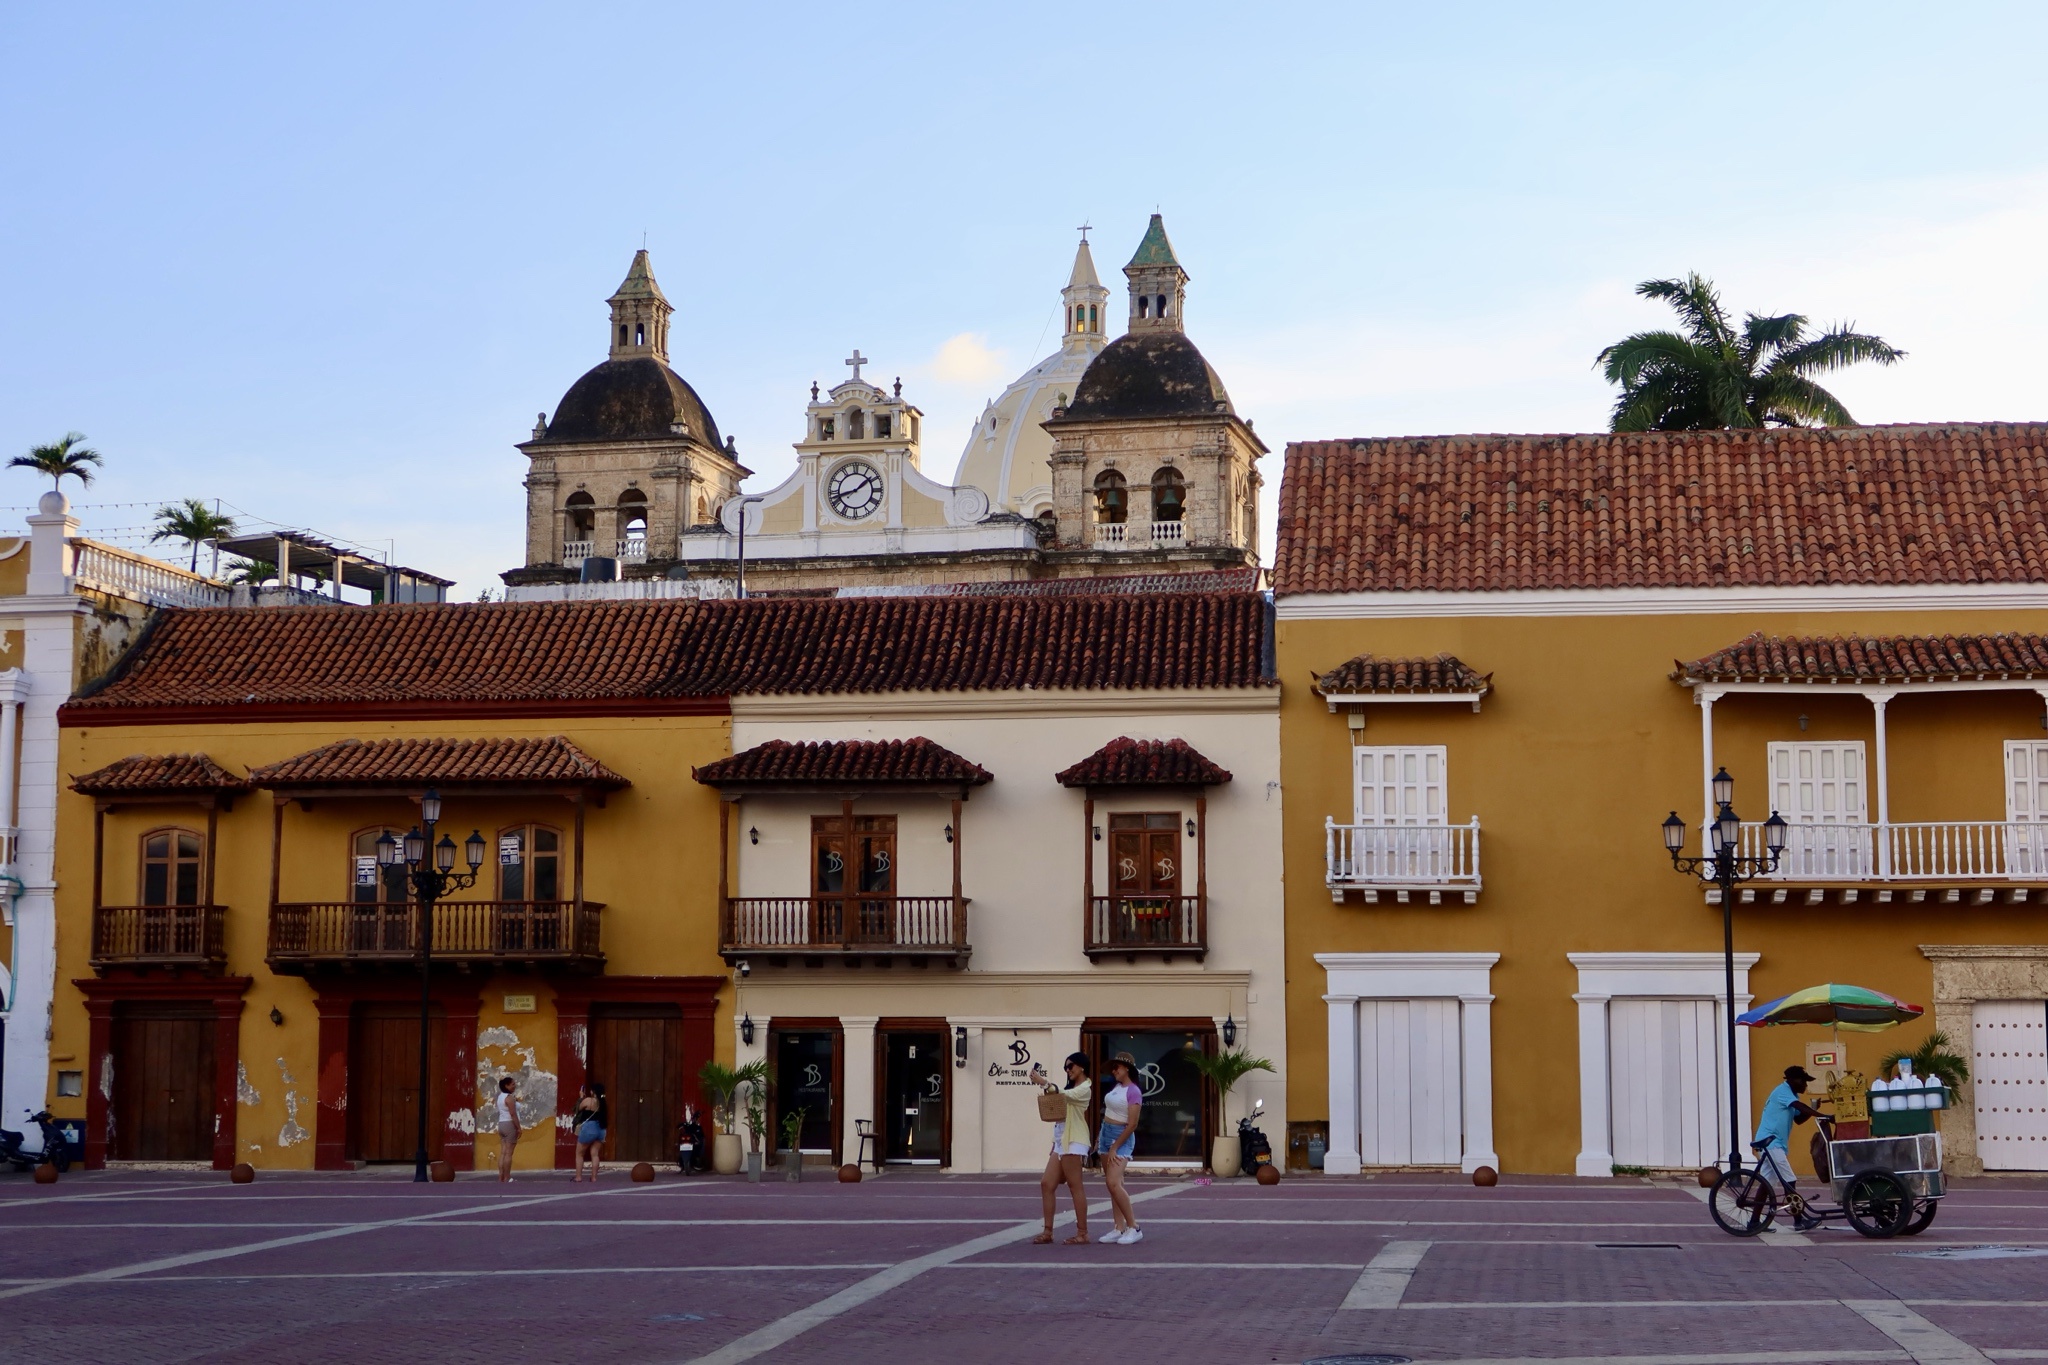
222, 557, 275, 587
150, 499, 238, 573
10, 432, 103, 493
1596, 273, 1904, 431
1184, 1045, 1276, 1124
1879, 1030, 1970, 1101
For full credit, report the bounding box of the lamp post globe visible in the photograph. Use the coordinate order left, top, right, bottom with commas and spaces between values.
1712, 766, 1734, 808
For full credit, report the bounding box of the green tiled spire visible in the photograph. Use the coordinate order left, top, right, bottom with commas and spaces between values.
1126, 214, 1180, 269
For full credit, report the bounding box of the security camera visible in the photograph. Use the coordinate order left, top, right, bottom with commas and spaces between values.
736, 960, 750, 979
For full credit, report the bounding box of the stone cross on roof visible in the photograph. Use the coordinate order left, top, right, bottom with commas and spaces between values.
844, 350, 867, 383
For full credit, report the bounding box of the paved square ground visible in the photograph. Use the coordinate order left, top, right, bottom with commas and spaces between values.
3, 1167, 2046, 1364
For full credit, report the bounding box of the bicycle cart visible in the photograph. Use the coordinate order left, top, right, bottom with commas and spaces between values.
1709, 1120, 1944, 1239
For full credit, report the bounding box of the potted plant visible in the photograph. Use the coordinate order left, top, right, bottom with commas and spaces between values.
1880, 1030, 1971, 1111
1185, 1045, 1275, 1178
697, 1060, 748, 1175
780, 1106, 808, 1182
737, 1059, 771, 1181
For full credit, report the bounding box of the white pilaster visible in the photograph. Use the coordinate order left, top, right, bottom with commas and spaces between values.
839, 1015, 878, 1165
1323, 993, 1361, 1175
1459, 992, 1498, 1173
947, 1019, 982, 1173
1572, 991, 1614, 1177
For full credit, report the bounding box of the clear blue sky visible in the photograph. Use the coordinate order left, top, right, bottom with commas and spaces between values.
5, 2, 2045, 595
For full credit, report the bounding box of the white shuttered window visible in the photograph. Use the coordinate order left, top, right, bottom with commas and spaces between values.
1353, 747, 1447, 826
1769, 741, 1869, 877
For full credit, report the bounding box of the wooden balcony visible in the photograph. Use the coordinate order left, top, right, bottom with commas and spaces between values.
91, 904, 228, 972
1714, 820, 2048, 906
1086, 895, 1206, 961
721, 896, 970, 967
1326, 818, 1483, 904
266, 900, 604, 974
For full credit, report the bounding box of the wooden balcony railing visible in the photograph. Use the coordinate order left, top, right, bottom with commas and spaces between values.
1086, 895, 1206, 960
721, 896, 969, 963
1714, 820, 2048, 903
267, 900, 604, 973
1326, 818, 1483, 904
91, 904, 228, 970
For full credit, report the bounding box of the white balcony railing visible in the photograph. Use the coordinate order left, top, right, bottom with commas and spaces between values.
1093, 522, 1128, 547
71, 540, 230, 609
1152, 519, 1185, 545
1729, 820, 2048, 882
1326, 818, 1482, 902
617, 536, 648, 564
562, 539, 594, 567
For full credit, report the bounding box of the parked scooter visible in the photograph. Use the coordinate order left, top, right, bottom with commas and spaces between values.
1237, 1098, 1273, 1175
1, 1109, 72, 1173
676, 1105, 708, 1176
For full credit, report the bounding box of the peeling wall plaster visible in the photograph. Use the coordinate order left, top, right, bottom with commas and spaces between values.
277, 1059, 308, 1147
474, 1024, 558, 1129
236, 1062, 261, 1106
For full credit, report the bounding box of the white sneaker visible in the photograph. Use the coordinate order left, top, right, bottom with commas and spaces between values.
1099, 1230, 1125, 1242
1117, 1228, 1143, 1244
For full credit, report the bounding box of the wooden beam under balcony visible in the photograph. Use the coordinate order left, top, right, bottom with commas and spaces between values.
266, 900, 605, 975
719, 896, 970, 968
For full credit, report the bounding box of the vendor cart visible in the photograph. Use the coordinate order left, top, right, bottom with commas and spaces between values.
1709, 1113, 1945, 1239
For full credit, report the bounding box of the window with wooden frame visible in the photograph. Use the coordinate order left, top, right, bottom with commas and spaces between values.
140, 827, 203, 906
349, 826, 410, 904
497, 823, 562, 901
1352, 746, 1447, 826
1109, 812, 1181, 914
812, 814, 896, 896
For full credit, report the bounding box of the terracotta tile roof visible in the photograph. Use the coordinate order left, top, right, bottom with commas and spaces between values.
65, 593, 1272, 721
1274, 424, 2048, 595
1315, 653, 1492, 697
1674, 631, 2048, 685
249, 737, 628, 789
1054, 737, 1232, 788
693, 739, 992, 789
70, 753, 248, 796
835, 568, 1265, 598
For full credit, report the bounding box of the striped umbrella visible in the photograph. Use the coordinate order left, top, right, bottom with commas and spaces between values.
1737, 983, 1924, 1033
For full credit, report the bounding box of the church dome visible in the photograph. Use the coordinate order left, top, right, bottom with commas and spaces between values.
542, 357, 724, 447
1060, 331, 1233, 421
952, 238, 1111, 516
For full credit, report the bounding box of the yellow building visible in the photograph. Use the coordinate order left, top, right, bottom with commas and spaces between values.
1275, 424, 2048, 1177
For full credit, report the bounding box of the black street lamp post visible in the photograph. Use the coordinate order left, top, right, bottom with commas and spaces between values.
1661, 767, 1788, 1176
377, 789, 486, 1183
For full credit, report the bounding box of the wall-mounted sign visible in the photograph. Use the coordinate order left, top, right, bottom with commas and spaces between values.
503, 994, 537, 1014
500, 835, 523, 866
353, 855, 377, 886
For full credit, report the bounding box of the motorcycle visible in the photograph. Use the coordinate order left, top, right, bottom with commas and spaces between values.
676, 1106, 708, 1176
2, 1109, 73, 1173
1237, 1098, 1273, 1174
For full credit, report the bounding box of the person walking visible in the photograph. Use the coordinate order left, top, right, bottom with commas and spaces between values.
1097, 1052, 1144, 1243
1032, 1052, 1092, 1245
493, 1075, 522, 1184
572, 1081, 608, 1183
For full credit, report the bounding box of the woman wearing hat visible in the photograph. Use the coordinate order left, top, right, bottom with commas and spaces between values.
1097, 1052, 1144, 1244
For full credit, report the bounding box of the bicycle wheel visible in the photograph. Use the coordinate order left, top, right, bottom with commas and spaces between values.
1844, 1171, 1912, 1238
1709, 1168, 1778, 1237
1897, 1199, 1939, 1236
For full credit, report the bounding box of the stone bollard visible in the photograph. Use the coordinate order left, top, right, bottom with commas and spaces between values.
631, 1162, 656, 1183
1471, 1165, 1499, 1187
1698, 1165, 1720, 1188
1255, 1163, 1281, 1186
429, 1160, 455, 1183
33, 1164, 58, 1185
231, 1163, 256, 1184
837, 1163, 862, 1183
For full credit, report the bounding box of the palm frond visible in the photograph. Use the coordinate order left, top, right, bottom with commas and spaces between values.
1772, 325, 1906, 376
1597, 331, 1708, 387
1637, 273, 1734, 350
1742, 311, 1808, 356
1754, 371, 1856, 427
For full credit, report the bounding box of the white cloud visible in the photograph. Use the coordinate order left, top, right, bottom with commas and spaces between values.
926, 332, 1008, 387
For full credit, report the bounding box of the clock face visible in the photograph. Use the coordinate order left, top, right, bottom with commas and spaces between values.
827, 461, 884, 520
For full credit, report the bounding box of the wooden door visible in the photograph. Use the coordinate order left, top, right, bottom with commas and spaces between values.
1974, 999, 2048, 1171
1607, 998, 1723, 1170
2004, 743, 2048, 875
1356, 998, 1462, 1167
592, 1007, 681, 1162
350, 1004, 445, 1163
112, 1008, 213, 1161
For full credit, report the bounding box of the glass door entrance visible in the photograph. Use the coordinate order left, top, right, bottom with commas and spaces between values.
1086, 1027, 1212, 1164
881, 1030, 946, 1163
771, 1029, 837, 1162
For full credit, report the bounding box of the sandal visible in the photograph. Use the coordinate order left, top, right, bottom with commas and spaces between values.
1063, 1234, 1089, 1245
1030, 1232, 1055, 1244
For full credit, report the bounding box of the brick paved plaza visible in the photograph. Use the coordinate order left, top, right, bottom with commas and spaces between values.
3, 1169, 2047, 1364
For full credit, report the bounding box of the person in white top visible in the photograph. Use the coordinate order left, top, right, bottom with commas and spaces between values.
1097, 1052, 1144, 1244
494, 1076, 522, 1183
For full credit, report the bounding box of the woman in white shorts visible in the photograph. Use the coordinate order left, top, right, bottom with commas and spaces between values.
1032, 1052, 1093, 1245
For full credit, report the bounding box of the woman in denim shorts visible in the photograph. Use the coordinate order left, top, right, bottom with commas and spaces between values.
572, 1081, 608, 1182
1096, 1052, 1144, 1244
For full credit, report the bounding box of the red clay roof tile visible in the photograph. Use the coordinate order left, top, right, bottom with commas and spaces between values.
1054, 737, 1232, 787
70, 752, 247, 796
1275, 424, 2048, 596
1314, 653, 1491, 696
66, 592, 1273, 719
1675, 632, 2048, 684
249, 737, 628, 789
693, 739, 991, 788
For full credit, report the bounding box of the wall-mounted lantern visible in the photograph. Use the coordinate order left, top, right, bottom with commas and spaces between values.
943, 823, 954, 844
269, 1006, 285, 1027
1222, 1014, 1237, 1047
954, 1026, 967, 1068
740, 1013, 755, 1046
749, 826, 760, 845
1185, 818, 1197, 839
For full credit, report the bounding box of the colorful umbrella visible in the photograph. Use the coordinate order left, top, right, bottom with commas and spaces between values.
1737, 983, 1924, 1033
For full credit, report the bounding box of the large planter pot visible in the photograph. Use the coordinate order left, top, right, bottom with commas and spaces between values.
1210, 1135, 1243, 1178
712, 1133, 744, 1175
784, 1153, 803, 1182
745, 1150, 763, 1182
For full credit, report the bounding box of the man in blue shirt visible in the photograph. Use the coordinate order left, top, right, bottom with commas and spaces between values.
1753, 1065, 1822, 1230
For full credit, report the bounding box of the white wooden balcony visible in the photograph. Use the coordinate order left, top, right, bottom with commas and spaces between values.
1326, 818, 1482, 904
1716, 820, 2048, 905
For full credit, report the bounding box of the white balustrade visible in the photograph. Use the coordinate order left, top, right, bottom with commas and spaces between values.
70, 540, 229, 609
1151, 519, 1185, 545
561, 539, 594, 566
1325, 818, 1482, 891
616, 536, 648, 564
1093, 522, 1129, 547
1730, 819, 2048, 882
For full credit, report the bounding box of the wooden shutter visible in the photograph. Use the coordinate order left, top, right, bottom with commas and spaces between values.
1608, 999, 1723, 1170
1355, 997, 1462, 1166
1768, 742, 1868, 876
1352, 747, 1448, 827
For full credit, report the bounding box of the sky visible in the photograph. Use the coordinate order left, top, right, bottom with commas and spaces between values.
4, 2, 2046, 597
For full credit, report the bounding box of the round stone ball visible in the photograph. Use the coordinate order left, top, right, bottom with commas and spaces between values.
428, 1160, 455, 1183
231, 1163, 255, 1184
837, 1163, 862, 1183
631, 1162, 656, 1183
1255, 1163, 1281, 1186
1471, 1165, 1499, 1187
1698, 1165, 1721, 1188
33, 1164, 59, 1184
